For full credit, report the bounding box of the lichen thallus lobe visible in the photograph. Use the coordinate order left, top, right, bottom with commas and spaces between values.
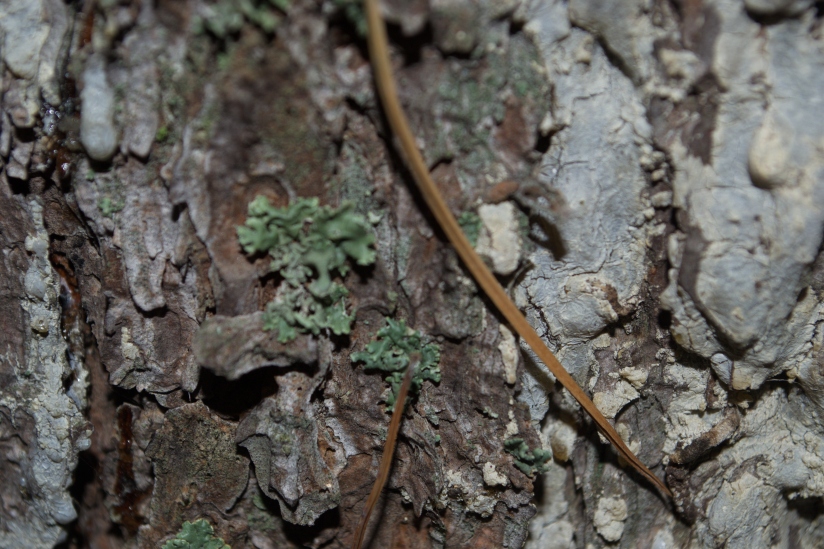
351, 2, 673, 546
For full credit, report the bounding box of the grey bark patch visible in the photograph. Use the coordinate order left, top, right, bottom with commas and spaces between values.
236, 371, 340, 526
141, 402, 249, 546
661, 4, 824, 390
0, 191, 91, 548
72, 160, 212, 395
80, 56, 118, 162
195, 312, 319, 380
119, 27, 160, 160
669, 406, 740, 465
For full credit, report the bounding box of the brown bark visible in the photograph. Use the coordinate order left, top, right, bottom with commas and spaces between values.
4, 1, 824, 549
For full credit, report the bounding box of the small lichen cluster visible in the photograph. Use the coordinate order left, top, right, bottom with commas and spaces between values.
504, 438, 552, 476
92, 172, 126, 218
352, 318, 441, 410
193, 0, 290, 37
238, 196, 376, 342
162, 519, 230, 549
331, 0, 367, 36
98, 196, 124, 217
457, 211, 482, 247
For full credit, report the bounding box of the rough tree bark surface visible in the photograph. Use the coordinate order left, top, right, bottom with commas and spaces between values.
1, 1, 823, 548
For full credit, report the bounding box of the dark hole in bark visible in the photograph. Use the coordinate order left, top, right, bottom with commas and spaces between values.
199, 366, 283, 421
386, 21, 434, 66
658, 309, 672, 330
282, 506, 342, 546
534, 130, 551, 154
509, 17, 526, 35
6, 174, 30, 194
170, 202, 186, 222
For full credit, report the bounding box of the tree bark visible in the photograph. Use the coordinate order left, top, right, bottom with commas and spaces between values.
1, 1, 824, 549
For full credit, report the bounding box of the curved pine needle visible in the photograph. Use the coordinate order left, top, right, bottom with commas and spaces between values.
351, 354, 421, 549
363, 0, 671, 498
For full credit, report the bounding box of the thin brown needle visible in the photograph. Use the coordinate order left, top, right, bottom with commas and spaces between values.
351, 353, 421, 549
363, 0, 671, 498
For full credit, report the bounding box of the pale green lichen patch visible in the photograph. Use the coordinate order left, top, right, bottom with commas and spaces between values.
162, 519, 230, 549
97, 196, 124, 217
248, 492, 282, 533
260, 282, 353, 343
331, 0, 367, 36
193, 0, 289, 38
352, 318, 441, 410
457, 211, 482, 247
91, 172, 126, 218
504, 438, 551, 476
238, 196, 376, 342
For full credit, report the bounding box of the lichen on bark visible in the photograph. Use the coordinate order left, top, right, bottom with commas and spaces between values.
4, 0, 824, 548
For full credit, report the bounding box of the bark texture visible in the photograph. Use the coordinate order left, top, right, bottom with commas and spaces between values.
1, 1, 824, 548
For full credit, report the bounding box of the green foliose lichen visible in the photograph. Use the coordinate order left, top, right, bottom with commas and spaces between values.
156, 125, 169, 142
261, 283, 352, 343
504, 438, 552, 476
162, 519, 230, 549
331, 0, 367, 36
193, 0, 289, 38
238, 196, 376, 342
248, 492, 282, 533
351, 318, 441, 411
93, 172, 126, 218
98, 196, 124, 217
457, 211, 482, 247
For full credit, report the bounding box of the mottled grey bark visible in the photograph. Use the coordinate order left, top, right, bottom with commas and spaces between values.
1, 1, 824, 548
523, 1, 824, 548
